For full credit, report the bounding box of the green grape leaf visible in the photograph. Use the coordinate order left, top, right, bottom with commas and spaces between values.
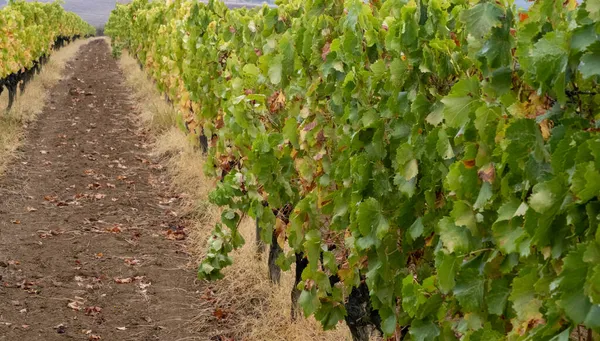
436, 252, 460, 294
437, 217, 472, 254
559, 245, 600, 329
487, 277, 510, 316
298, 289, 320, 317
580, 49, 600, 79
442, 77, 481, 128
454, 268, 485, 312
463, 3, 503, 38
409, 319, 440, 341
509, 269, 544, 329
268, 54, 283, 85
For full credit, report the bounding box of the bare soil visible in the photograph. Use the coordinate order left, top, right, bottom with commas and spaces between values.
0, 39, 211, 341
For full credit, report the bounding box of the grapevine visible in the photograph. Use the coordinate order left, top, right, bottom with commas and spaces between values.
107, 0, 600, 339
0, 0, 95, 110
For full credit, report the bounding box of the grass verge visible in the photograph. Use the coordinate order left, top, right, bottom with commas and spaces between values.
118, 50, 353, 340
0, 38, 93, 174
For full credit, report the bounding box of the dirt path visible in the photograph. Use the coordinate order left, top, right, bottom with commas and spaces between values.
0, 39, 209, 341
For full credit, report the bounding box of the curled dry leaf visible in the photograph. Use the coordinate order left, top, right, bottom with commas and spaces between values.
212, 308, 228, 320
85, 306, 102, 316
26, 207, 37, 212
67, 300, 84, 311
44, 195, 58, 202
165, 227, 186, 241
106, 224, 122, 233
539, 119, 553, 140
478, 163, 496, 183
124, 258, 140, 266
114, 277, 133, 284
88, 183, 101, 190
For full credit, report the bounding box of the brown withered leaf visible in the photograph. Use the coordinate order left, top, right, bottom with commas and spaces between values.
106, 224, 122, 233
463, 159, 476, 169
124, 258, 140, 266
44, 195, 58, 202
267, 91, 286, 114
212, 308, 228, 320
321, 41, 331, 61
303, 121, 317, 132
85, 306, 102, 316
539, 119, 553, 140
478, 163, 496, 183
67, 299, 84, 311
88, 183, 101, 190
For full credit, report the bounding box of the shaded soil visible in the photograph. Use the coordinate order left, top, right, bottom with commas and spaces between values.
0, 39, 212, 341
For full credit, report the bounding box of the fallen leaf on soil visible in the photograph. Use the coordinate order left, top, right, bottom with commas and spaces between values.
11, 220, 21, 224
88, 183, 101, 190
44, 195, 58, 202
213, 308, 229, 320
67, 300, 84, 311
116, 327, 127, 331
114, 277, 134, 284
38, 230, 64, 239
84, 169, 96, 176
40, 150, 48, 155
106, 225, 122, 233
106, 183, 116, 189
85, 306, 102, 316
95, 253, 103, 259
124, 258, 140, 266
89, 335, 101, 340
21, 324, 29, 329
26, 207, 37, 212
165, 225, 186, 240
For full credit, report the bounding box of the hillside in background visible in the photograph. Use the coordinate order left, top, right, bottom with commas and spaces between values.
1, 0, 528, 27
0, 0, 275, 26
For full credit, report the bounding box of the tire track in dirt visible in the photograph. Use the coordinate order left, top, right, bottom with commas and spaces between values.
0, 39, 209, 341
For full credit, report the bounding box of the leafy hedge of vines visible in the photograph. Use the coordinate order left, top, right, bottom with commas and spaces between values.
107, 0, 600, 339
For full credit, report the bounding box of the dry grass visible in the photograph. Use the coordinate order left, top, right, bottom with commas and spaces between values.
0, 38, 93, 174
118, 50, 353, 341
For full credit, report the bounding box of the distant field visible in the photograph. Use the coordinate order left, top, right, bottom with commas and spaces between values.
0, 0, 529, 27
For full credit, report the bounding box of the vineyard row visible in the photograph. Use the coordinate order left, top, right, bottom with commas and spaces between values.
107, 0, 600, 340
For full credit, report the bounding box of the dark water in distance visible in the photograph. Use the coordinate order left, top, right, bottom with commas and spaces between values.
1, 0, 530, 27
